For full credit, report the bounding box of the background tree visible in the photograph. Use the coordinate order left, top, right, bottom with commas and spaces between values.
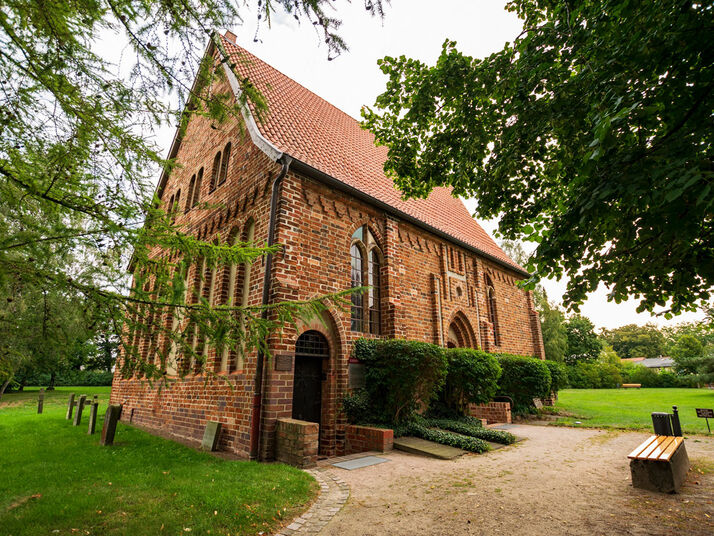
363, 0, 713, 316
1, 1, 384, 384
534, 289, 568, 362
598, 342, 620, 366
563, 315, 601, 364
600, 324, 666, 359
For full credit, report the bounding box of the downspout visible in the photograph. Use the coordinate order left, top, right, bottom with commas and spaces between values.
250, 154, 292, 460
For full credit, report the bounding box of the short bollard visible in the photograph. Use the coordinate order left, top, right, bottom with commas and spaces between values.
73, 395, 87, 426
100, 405, 122, 446
37, 388, 45, 414
65, 393, 76, 420
87, 402, 99, 435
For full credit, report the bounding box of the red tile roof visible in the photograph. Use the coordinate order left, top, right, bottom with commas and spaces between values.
221, 37, 524, 274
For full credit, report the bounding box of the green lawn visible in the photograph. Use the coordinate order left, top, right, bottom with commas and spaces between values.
554, 388, 714, 435
0, 386, 316, 536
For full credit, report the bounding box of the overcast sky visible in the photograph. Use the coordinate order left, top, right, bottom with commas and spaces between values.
144, 0, 705, 330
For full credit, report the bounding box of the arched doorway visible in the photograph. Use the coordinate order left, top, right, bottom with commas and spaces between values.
292, 330, 328, 425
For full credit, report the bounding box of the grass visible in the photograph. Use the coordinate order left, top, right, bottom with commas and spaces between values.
0, 386, 317, 536
554, 388, 714, 435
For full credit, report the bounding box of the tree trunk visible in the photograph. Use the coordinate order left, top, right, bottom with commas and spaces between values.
0, 378, 11, 402
47, 371, 56, 391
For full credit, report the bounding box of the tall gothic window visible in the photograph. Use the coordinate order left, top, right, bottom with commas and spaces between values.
350, 225, 382, 334
185, 174, 196, 212
210, 151, 221, 191
350, 243, 364, 332
485, 274, 499, 346
218, 142, 231, 185
192, 167, 203, 207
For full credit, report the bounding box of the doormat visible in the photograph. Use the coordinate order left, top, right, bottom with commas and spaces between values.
332, 456, 389, 471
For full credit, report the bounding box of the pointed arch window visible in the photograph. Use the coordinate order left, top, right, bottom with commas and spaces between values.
350, 225, 382, 334
218, 142, 231, 185
485, 274, 500, 346
193, 167, 203, 207
210, 151, 221, 191
185, 174, 196, 212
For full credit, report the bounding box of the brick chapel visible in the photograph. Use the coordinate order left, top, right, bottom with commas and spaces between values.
110, 32, 545, 460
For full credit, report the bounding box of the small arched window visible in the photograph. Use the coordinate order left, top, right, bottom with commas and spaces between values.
210, 151, 221, 191
185, 175, 196, 212
350, 225, 382, 334
167, 194, 175, 214
192, 167, 203, 207
485, 274, 500, 346
218, 142, 231, 185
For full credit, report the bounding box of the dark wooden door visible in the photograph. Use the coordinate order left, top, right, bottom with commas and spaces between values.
292, 355, 322, 423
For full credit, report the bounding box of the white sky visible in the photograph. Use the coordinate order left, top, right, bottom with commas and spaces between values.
142, 0, 705, 330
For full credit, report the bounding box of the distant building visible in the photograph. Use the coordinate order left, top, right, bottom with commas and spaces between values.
621, 357, 674, 371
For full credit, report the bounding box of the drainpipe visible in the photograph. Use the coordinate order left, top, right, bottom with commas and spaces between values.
249, 154, 292, 460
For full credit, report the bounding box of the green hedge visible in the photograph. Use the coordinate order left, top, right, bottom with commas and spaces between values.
440, 348, 501, 414
565, 363, 698, 388
544, 360, 569, 392
16, 370, 113, 387
353, 338, 448, 424
566, 362, 622, 389
496, 354, 552, 413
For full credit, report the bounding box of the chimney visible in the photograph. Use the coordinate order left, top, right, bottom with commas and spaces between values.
224, 30, 237, 44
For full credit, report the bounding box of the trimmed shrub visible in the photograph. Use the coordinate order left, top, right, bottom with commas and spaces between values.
496, 354, 551, 413
440, 348, 501, 415
354, 338, 448, 423
397, 421, 490, 453
544, 360, 568, 393
342, 389, 371, 424
420, 417, 516, 445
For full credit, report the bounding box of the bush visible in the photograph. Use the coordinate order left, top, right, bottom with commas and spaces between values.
397, 421, 490, 453
420, 417, 516, 445
354, 338, 448, 423
496, 354, 551, 413
342, 389, 371, 424
440, 348, 501, 415
544, 360, 568, 393
566, 362, 622, 388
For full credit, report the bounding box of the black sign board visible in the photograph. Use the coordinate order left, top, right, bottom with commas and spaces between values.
696, 408, 714, 419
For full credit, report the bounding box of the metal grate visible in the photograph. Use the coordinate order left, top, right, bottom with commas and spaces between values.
295, 330, 329, 356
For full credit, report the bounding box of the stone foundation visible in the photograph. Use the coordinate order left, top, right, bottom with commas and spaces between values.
469, 401, 512, 424
275, 418, 319, 468
345, 425, 393, 455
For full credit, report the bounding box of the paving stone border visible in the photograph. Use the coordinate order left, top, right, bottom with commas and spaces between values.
275, 468, 349, 535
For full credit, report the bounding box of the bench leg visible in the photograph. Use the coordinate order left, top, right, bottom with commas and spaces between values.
630, 444, 690, 493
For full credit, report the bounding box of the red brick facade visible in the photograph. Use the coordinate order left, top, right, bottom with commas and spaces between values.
110, 37, 544, 460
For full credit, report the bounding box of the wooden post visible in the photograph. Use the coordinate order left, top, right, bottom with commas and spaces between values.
73, 395, 87, 426
100, 405, 122, 446
87, 402, 99, 435
65, 393, 76, 420
37, 388, 45, 414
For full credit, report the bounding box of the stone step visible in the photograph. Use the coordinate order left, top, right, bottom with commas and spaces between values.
393, 436, 467, 460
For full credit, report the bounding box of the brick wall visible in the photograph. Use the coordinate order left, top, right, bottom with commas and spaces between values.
469, 401, 512, 424
275, 418, 319, 468
345, 425, 394, 455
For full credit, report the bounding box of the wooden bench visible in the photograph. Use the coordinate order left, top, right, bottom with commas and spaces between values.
628, 435, 690, 493
621, 383, 641, 389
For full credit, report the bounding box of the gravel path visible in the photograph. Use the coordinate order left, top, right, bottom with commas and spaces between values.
321, 425, 714, 536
